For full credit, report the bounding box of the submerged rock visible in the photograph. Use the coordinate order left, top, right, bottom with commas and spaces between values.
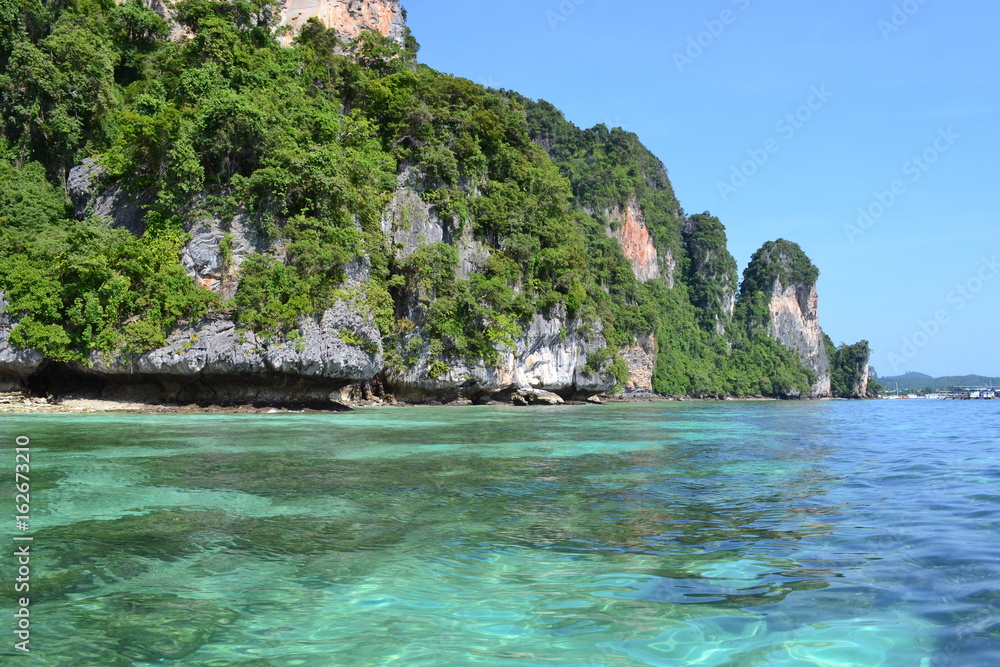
69, 593, 239, 662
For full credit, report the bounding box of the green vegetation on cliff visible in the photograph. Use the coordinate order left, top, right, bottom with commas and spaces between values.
739, 239, 820, 296
519, 103, 818, 397
0, 1, 860, 397
0, 159, 215, 360
826, 337, 878, 398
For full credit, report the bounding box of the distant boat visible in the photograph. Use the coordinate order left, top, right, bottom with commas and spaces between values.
882, 382, 905, 399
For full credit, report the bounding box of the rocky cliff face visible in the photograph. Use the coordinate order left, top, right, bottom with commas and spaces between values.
33, 159, 614, 405
387, 304, 614, 404
767, 281, 832, 397
9, 160, 840, 405
828, 339, 873, 399
619, 334, 656, 395
132, 0, 407, 46
1, 292, 382, 403
80, 300, 382, 403
607, 197, 667, 284
379, 166, 612, 403
0, 4, 861, 405
68, 160, 272, 300
278, 0, 406, 47
853, 361, 871, 398
0, 295, 44, 391
683, 214, 738, 335
382, 166, 491, 280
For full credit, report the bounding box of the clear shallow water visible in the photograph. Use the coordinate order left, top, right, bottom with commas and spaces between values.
2, 401, 999, 666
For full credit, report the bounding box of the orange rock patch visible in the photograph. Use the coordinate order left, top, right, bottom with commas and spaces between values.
279, 0, 404, 46
610, 199, 660, 283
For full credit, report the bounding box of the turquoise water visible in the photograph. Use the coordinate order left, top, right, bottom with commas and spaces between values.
2, 401, 999, 665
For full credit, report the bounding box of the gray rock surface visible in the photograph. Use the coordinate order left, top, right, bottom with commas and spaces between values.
67, 158, 105, 219
67, 157, 155, 235
179, 206, 273, 299
76, 301, 383, 402
767, 280, 832, 397
619, 334, 656, 395
382, 165, 490, 280
387, 305, 615, 402
0, 294, 44, 390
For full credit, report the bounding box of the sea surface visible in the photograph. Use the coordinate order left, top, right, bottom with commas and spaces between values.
2, 400, 999, 666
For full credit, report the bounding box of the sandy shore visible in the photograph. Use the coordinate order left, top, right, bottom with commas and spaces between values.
0, 392, 328, 414
0, 390, 792, 415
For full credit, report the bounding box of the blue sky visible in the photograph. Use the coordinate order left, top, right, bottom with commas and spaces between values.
403, 0, 999, 377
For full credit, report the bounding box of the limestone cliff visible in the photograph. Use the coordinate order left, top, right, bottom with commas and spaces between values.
606, 197, 666, 284
1, 291, 382, 402
134, 0, 407, 46
828, 339, 873, 399
739, 240, 832, 397
619, 334, 656, 395
386, 304, 614, 404
379, 166, 612, 402
767, 282, 831, 397
382, 165, 490, 281
78, 301, 381, 403
683, 213, 738, 335
0, 295, 44, 392
36, 158, 614, 405
278, 0, 406, 47
0, 3, 866, 405
853, 359, 871, 398
68, 160, 272, 300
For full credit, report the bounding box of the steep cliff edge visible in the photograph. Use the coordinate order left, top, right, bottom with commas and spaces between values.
684, 213, 738, 336
828, 338, 875, 398
0, 295, 44, 392
606, 197, 664, 284
767, 282, 831, 397
278, 0, 407, 47
736, 240, 831, 398
133, 0, 408, 47
33, 303, 382, 404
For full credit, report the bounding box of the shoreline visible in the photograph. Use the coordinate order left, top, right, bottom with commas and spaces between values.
0, 390, 827, 415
